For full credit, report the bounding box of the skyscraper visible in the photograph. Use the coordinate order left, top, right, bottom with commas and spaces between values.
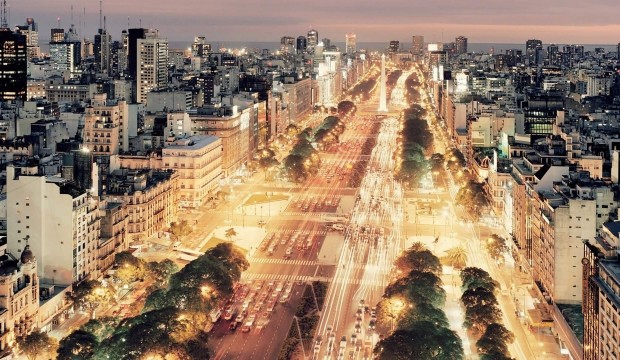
388, 40, 399, 54
296, 36, 307, 54
126, 28, 147, 79
94, 28, 112, 75
307, 29, 318, 53
411, 35, 424, 55
280, 36, 295, 54
136, 33, 168, 104
345, 33, 356, 55
455, 36, 468, 54
16, 18, 39, 59
49, 25, 81, 73
0, 29, 27, 101
50, 28, 65, 43
526, 39, 543, 66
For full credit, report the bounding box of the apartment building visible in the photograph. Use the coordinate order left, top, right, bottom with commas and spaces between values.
103, 169, 178, 242
162, 135, 222, 208
6, 166, 100, 286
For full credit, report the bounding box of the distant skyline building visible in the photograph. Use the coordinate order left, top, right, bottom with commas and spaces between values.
411, 35, 424, 55
345, 33, 356, 55
136, 32, 168, 104
307, 29, 318, 52
455, 36, 468, 54
526, 38, 543, 65
94, 27, 112, 75
0, 29, 27, 101
50, 28, 65, 43
280, 36, 295, 54
296, 36, 307, 54
388, 40, 399, 54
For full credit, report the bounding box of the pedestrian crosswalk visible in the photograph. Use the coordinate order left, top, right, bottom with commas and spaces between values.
250, 258, 316, 266
240, 272, 390, 287
266, 228, 328, 236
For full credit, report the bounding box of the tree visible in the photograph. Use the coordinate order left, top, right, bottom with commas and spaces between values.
283, 153, 309, 183
170, 219, 192, 242
461, 287, 498, 309
385, 271, 446, 308
394, 247, 442, 276
374, 323, 463, 360
429, 153, 445, 172
460, 267, 499, 293
224, 227, 237, 242
18, 331, 58, 360
57, 330, 98, 360
80, 317, 120, 342
443, 246, 468, 270
398, 302, 450, 330
445, 149, 466, 172
337, 100, 357, 117
476, 323, 515, 357
204, 243, 250, 283
146, 259, 179, 289
113, 251, 146, 287
70, 280, 116, 319
464, 303, 503, 334
486, 234, 509, 262
455, 180, 491, 220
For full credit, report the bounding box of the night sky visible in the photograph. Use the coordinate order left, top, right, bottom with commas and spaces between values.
12, 0, 620, 44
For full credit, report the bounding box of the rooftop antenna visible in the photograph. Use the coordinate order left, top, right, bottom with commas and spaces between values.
127, 16, 130, 29
71, 4, 74, 26
104, 16, 106, 31
0, 0, 7, 29
99, 0, 102, 30
139, 18, 142, 28
57, 17, 61, 28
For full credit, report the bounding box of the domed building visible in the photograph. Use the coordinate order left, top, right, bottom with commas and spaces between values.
0, 244, 39, 355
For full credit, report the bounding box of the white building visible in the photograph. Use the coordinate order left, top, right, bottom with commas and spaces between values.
162, 135, 222, 208
137, 37, 168, 104
6, 167, 100, 286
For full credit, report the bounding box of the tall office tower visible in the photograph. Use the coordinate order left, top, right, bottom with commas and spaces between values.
16, 18, 40, 59
345, 33, 356, 55
136, 34, 168, 104
49, 25, 82, 73
119, 30, 128, 74
307, 29, 318, 53
280, 36, 295, 54
50, 28, 65, 43
523, 93, 563, 135
546, 43, 559, 65
0, 29, 27, 101
526, 39, 543, 65
192, 36, 207, 57
126, 28, 147, 79
296, 36, 307, 54
455, 36, 468, 54
411, 35, 424, 55
388, 40, 399, 54
94, 28, 112, 75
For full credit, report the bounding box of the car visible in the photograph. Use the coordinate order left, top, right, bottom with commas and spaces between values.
235, 314, 245, 323
356, 308, 363, 317
355, 316, 362, 325
228, 322, 238, 332
340, 336, 347, 349
350, 334, 357, 345
223, 307, 235, 321
355, 324, 362, 333
368, 320, 376, 331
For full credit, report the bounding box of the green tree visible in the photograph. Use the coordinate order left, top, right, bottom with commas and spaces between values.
70, 280, 116, 319
476, 323, 515, 357
337, 100, 357, 117
57, 330, 98, 360
385, 271, 446, 308
374, 323, 463, 360
146, 259, 179, 289
394, 247, 442, 276
18, 331, 58, 360
455, 180, 491, 220
461, 287, 498, 309
464, 303, 503, 335
283, 153, 309, 182
443, 246, 468, 270
398, 302, 450, 330
204, 242, 250, 283
80, 317, 120, 342
170, 219, 192, 242
224, 227, 237, 242
486, 234, 509, 262
113, 251, 146, 287
460, 267, 499, 293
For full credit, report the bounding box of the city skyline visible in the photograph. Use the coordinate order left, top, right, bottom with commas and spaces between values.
12, 0, 620, 44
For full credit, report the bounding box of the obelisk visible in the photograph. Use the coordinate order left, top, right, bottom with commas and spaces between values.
378, 53, 388, 112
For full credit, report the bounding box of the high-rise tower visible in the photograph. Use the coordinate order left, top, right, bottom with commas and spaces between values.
345, 33, 356, 55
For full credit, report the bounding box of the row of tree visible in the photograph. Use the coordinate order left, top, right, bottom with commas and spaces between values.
313, 115, 346, 149
395, 104, 434, 189
404, 72, 422, 104
374, 243, 464, 359
460, 267, 515, 360
348, 69, 379, 101
282, 126, 321, 183
52, 243, 249, 359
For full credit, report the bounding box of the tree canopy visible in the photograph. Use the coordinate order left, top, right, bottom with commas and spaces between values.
18, 331, 58, 360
